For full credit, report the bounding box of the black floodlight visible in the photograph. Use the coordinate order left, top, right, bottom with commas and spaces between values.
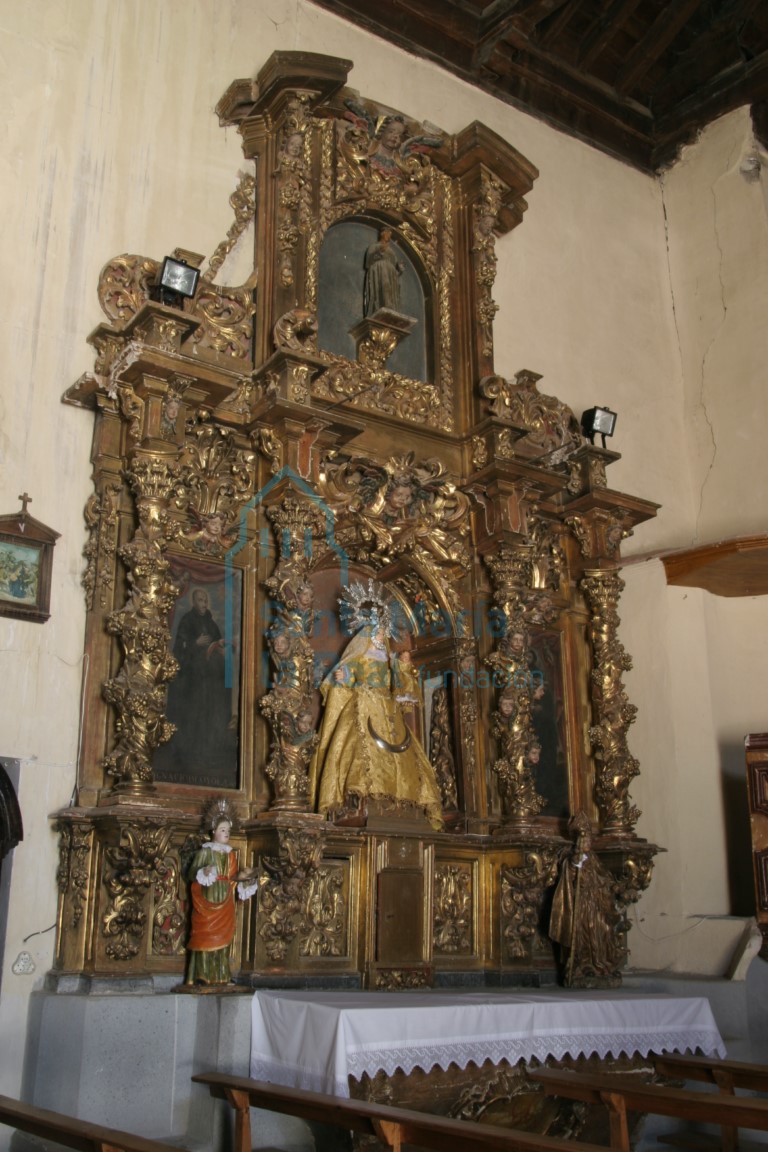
581, 406, 617, 448
156, 256, 200, 307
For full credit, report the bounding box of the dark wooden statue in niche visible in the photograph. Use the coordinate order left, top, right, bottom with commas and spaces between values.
317, 219, 429, 381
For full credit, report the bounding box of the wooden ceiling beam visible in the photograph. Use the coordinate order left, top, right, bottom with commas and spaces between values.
652, 49, 768, 166
649, 0, 763, 112
614, 0, 706, 95
474, 0, 570, 67
577, 0, 643, 69
537, 0, 586, 48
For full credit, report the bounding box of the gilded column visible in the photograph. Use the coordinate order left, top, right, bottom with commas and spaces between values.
102, 447, 181, 793
581, 570, 640, 836
485, 543, 546, 828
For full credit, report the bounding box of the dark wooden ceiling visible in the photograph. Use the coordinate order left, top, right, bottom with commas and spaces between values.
310, 0, 768, 171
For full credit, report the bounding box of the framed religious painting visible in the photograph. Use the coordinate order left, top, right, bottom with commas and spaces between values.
153, 554, 244, 790
0, 500, 59, 624
528, 630, 570, 820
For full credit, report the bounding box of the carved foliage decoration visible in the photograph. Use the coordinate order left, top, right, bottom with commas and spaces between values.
433, 862, 472, 954
275, 97, 313, 289
258, 827, 324, 961
501, 848, 559, 960
472, 174, 506, 361
95, 170, 257, 363
314, 356, 446, 430
56, 822, 92, 929
82, 480, 123, 610
102, 823, 175, 961
299, 864, 346, 957
172, 422, 257, 556
581, 572, 641, 835
320, 452, 470, 587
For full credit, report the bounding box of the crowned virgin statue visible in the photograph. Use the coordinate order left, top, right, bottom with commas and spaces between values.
308, 581, 443, 830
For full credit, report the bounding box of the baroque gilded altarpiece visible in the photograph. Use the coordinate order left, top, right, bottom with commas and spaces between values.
56, 52, 659, 991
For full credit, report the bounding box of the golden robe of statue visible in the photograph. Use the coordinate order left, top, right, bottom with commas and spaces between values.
308, 626, 443, 829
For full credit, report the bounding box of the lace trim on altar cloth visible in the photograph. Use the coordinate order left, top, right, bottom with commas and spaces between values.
251, 1027, 725, 1099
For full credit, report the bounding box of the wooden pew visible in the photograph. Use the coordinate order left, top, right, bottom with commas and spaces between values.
652, 1053, 768, 1095
192, 1071, 611, 1152
652, 1054, 768, 1151
529, 1067, 768, 1152
0, 1094, 185, 1152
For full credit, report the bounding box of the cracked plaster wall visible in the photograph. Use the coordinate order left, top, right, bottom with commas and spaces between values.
661, 107, 768, 546
623, 110, 768, 974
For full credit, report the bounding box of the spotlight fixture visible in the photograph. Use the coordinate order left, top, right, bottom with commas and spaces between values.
581, 406, 617, 449
155, 256, 200, 308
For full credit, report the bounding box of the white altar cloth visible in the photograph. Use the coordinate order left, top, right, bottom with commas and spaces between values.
250, 989, 726, 1097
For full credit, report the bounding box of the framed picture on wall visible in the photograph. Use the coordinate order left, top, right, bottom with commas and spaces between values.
153, 554, 243, 790
0, 500, 59, 624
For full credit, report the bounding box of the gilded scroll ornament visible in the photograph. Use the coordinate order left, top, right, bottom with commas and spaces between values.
527, 515, 566, 591
258, 827, 324, 962
274, 308, 318, 354
151, 850, 187, 956
203, 170, 257, 285
254, 426, 283, 475
480, 371, 582, 464
472, 435, 489, 471
501, 849, 559, 960
189, 283, 255, 361
102, 823, 175, 961
564, 514, 592, 559
314, 356, 445, 429
582, 572, 641, 836
433, 863, 472, 954
97, 254, 158, 324
95, 249, 254, 363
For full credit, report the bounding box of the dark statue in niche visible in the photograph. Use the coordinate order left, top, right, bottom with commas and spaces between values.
364, 227, 405, 315
317, 219, 429, 381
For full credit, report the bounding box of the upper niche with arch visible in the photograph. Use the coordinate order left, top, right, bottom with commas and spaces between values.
317, 219, 430, 383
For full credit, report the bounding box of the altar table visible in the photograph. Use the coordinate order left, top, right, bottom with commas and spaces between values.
249, 989, 726, 1097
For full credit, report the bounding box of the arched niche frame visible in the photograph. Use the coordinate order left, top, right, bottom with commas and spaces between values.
299, 550, 470, 823
317, 216, 433, 383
